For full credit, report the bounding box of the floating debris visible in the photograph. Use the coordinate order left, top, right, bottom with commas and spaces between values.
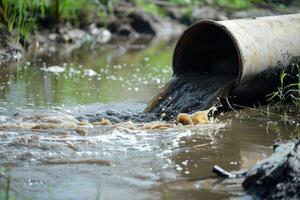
177, 107, 216, 125
98, 118, 112, 126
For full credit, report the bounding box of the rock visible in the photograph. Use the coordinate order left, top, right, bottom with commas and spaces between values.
89, 24, 112, 43
48, 33, 59, 41
117, 24, 134, 37
242, 140, 300, 199
128, 9, 184, 38
191, 6, 228, 22
230, 8, 278, 19
129, 9, 157, 35
96, 28, 111, 43
67, 29, 86, 39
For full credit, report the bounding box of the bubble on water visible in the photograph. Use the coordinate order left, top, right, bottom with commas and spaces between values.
176, 165, 183, 171
69, 67, 81, 75
154, 78, 161, 84
110, 75, 117, 81
181, 160, 188, 166
0, 116, 9, 122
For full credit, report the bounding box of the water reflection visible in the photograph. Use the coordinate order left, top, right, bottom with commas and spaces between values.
0, 38, 174, 107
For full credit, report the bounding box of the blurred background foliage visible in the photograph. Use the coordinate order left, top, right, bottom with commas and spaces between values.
0, 0, 298, 42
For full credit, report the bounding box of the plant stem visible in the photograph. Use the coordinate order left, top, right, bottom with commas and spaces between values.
0, 0, 8, 28
55, 0, 60, 24
5, 176, 10, 200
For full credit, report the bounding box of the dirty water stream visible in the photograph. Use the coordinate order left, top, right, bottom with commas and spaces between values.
0, 38, 294, 199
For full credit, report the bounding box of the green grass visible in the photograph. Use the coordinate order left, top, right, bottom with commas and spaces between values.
0, 0, 114, 42
267, 58, 300, 106
0, 0, 298, 44
215, 0, 253, 9
134, 0, 166, 16
0, 167, 15, 200
0, 0, 40, 41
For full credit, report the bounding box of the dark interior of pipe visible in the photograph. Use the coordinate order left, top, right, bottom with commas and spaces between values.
173, 22, 240, 78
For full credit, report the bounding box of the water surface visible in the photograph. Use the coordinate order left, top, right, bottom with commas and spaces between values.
0, 38, 294, 200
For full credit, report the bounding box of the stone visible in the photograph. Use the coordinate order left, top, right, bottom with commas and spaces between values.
191, 6, 228, 22
242, 140, 300, 199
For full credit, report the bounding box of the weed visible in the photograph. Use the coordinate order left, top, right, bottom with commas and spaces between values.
0, 0, 40, 42
0, 167, 15, 200
267, 58, 300, 106
215, 0, 253, 9
134, 0, 166, 16
0, 0, 115, 42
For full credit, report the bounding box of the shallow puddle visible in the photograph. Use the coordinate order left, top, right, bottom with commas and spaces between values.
0, 38, 294, 199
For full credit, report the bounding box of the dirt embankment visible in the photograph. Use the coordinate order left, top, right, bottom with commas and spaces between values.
0, 1, 299, 63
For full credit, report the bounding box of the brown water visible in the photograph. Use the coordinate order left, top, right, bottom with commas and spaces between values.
0, 38, 296, 200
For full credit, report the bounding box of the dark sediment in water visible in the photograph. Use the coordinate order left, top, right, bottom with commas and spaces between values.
83, 74, 234, 123
144, 74, 235, 120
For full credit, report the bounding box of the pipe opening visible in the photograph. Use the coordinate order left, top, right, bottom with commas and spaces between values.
173, 21, 240, 79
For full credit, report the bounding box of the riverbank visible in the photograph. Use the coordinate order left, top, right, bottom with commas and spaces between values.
1, 0, 299, 63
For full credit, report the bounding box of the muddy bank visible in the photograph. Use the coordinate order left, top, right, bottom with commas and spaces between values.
242, 140, 300, 199
2, 1, 300, 62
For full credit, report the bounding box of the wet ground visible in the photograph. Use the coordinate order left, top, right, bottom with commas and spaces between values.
0, 38, 295, 199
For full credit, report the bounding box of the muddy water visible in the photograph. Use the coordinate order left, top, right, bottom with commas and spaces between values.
0, 38, 295, 200
145, 74, 234, 120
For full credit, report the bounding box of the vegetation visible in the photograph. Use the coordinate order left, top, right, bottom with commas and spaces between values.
0, 167, 14, 200
0, 0, 298, 44
236, 58, 300, 129
267, 58, 300, 107
0, 0, 110, 42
